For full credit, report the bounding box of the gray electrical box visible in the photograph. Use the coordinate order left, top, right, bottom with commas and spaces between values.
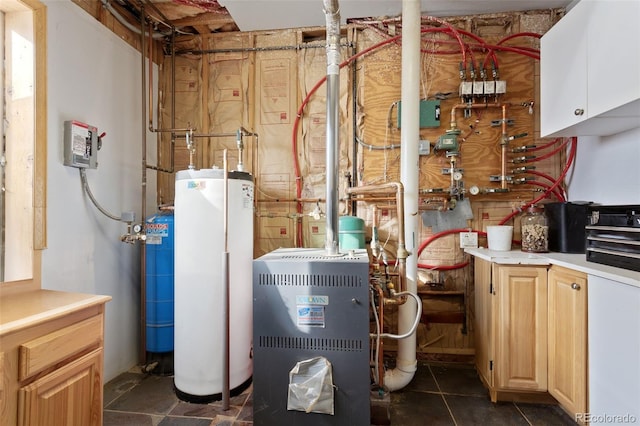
63, 120, 98, 168
253, 248, 371, 426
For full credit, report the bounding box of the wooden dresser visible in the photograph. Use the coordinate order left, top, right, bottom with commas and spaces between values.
0, 290, 111, 426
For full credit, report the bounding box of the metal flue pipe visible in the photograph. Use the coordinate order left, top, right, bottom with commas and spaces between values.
324, 0, 341, 255
384, 0, 421, 392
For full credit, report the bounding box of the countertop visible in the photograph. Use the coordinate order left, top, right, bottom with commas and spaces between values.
465, 247, 640, 288
0, 289, 111, 336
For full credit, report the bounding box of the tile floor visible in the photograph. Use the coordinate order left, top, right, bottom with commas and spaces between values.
103, 360, 578, 425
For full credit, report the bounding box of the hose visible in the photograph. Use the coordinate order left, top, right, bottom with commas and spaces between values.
523, 170, 568, 200
525, 180, 566, 202
526, 137, 571, 162
418, 261, 469, 271
499, 137, 577, 225
373, 291, 423, 340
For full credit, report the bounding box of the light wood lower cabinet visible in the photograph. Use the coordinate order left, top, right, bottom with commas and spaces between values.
474, 258, 493, 392
474, 259, 549, 402
0, 290, 110, 426
474, 259, 589, 418
19, 348, 103, 426
548, 265, 588, 421
494, 265, 548, 393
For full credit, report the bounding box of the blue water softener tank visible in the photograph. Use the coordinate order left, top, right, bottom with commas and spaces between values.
145, 209, 175, 353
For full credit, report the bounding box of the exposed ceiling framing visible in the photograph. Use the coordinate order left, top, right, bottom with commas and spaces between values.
85, 0, 572, 37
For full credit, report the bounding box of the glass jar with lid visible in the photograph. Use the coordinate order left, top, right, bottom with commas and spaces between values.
521, 205, 549, 253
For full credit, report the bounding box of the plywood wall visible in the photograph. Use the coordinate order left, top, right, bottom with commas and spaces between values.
156, 9, 564, 355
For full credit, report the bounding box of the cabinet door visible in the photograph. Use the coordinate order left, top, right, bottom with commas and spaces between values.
474, 258, 493, 387
587, 0, 640, 118
548, 266, 587, 419
494, 266, 548, 391
18, 348, 103, 426
588, 275, 640, 422
540, 1, 590, 137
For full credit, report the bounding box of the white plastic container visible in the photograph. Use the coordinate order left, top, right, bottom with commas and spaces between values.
174, 168, 254, 402
486, 225, 513, 251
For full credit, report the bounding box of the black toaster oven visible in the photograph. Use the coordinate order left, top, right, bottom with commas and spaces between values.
585, 205, 640, 272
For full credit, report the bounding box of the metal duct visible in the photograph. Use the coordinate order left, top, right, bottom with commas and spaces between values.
324, 0, 340, 255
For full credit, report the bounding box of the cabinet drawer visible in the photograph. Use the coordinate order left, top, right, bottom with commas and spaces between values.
18, 348, 103, 426
19, 315, 102, 381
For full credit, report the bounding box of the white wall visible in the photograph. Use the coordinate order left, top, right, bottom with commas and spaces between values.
566, 127, 640, 205
42, 0, 158, 381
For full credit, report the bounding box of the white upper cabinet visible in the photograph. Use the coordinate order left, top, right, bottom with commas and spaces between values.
541, 0, 640, 138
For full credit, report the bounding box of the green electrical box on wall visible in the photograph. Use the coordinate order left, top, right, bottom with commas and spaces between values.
397, 99, 441, 129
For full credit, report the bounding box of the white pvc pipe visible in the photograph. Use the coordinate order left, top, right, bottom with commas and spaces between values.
384, 0, 421, 392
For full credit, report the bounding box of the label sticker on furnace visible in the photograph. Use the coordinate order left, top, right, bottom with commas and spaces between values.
296, 305, 325, 327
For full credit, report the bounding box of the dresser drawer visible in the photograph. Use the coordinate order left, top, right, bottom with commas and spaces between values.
18, 315, 102, 381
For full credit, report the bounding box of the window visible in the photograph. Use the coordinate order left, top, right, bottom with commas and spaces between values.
0, 0, 45, 289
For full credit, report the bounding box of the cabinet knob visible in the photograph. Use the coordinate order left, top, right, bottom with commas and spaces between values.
574, 108, 585, 116
571, 282, 581, 290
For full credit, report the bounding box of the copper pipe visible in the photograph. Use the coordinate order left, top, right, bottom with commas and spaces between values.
501, 104, 509, 190
370, 205, 380, 258
449, 102, 503, 130
375, 285, 385, 387
383, 295, 408, 306
346, 182, 407, 293
371, 205, 379, 228
350, 196, 397, 202
144, 24, 180, 175
256, 198, 325, 203
175, 132, 236, 138
148, 20, 153, 132
139, 3, 147, 364
150, 127, 194, 133
449, 102, 510, 189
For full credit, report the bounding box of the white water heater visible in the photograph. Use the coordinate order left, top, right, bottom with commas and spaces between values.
174, 168, 254, 402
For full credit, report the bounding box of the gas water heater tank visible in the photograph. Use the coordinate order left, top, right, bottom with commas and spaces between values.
173, 168, 254, 402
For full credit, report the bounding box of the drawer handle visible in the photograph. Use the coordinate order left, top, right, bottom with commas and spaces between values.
571, 282, 581, 290
574, 108, 585, 116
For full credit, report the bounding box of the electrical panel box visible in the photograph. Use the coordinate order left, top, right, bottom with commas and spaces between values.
63, 120, 99, 169
397, 99, 441, 128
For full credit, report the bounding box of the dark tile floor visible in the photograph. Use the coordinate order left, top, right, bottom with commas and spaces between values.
103, 361, 578, 425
